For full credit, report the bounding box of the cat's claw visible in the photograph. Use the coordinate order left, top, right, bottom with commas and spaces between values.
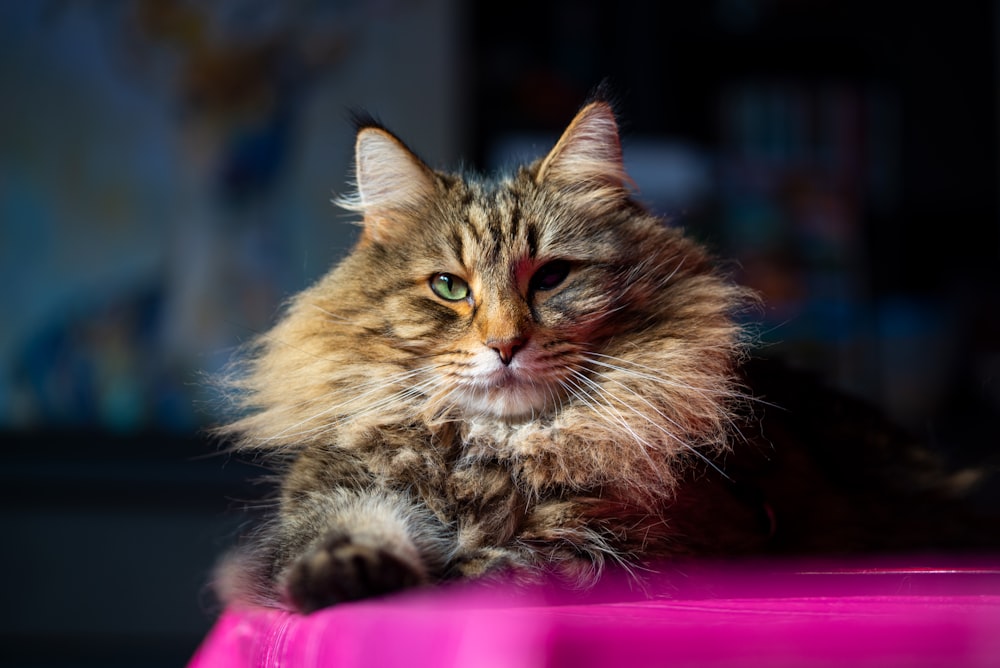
284, 533, 425, 613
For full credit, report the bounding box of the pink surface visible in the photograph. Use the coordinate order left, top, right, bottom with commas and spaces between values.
189, 558, 1000, 667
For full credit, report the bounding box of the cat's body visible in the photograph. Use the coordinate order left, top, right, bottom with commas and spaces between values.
215, 98, 996, 613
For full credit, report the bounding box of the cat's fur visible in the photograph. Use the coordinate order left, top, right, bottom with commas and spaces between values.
214, 97, 996, 613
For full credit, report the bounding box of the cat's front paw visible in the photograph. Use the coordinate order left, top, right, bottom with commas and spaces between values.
284, 533, 425, 613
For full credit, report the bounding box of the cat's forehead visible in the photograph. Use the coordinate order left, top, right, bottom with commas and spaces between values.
439, 172, 554, 264
460, 177, 523, 230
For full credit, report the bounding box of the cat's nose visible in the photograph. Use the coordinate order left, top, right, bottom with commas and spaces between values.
487, 337, 526, 366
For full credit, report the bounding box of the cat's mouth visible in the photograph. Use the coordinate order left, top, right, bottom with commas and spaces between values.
485, 366, 519, 388
456, 367, 558, 419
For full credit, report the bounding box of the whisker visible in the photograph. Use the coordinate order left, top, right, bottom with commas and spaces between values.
584, 350, 763, 403
583, 350, 756, 426
307, 303, 351, 323
256, 365, 448, 443
296, 374, 451, 445
564, 371, 657, 452
578, 368, 732, 481
583, 352, 738, 397
565, 371, 675, 488
563, 353, 733, 479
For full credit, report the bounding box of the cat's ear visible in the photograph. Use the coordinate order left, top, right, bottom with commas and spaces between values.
340, 125, 437, 242
535, 101, 631, 197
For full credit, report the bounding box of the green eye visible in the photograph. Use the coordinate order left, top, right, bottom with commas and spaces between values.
430, 273, 470, 301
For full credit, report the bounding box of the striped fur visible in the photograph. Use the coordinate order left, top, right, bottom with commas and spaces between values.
215, 101, 755, 612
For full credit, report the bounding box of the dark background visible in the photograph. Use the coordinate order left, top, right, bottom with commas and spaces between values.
3, 1, 998, 665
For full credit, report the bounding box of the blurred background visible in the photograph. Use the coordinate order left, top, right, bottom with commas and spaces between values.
2, 0, 998, 665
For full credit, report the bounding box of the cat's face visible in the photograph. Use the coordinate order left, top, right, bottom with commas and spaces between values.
336, 102, 689, 421
384, 187, 632, 420
225, 101, 741, 458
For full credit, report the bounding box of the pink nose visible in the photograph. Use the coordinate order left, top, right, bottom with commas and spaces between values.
487, 337, 526, 366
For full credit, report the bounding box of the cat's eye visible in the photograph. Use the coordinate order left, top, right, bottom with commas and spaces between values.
530, 260, 571, 292
430, 273, 470, 301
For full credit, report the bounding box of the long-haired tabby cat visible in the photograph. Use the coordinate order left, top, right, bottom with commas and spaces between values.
215, 95, 996, 613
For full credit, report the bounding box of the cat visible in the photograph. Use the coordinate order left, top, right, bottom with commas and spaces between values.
213, 94, 996, 614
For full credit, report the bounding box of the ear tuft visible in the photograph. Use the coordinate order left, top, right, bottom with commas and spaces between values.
535, 101, 631, 195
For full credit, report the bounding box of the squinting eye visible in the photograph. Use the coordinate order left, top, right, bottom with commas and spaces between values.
430, 273, 470, 301
530, 260, 571, 292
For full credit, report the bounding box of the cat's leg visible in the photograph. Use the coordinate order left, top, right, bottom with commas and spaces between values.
515, 498, 626, 586
217, 430, 458, 612
215, 485, 452, 611
449, 497, 633, 588
275, 487, 454, 612
224, 435, 454, 612
446, 461, 624, 587
446, 461, 539, 582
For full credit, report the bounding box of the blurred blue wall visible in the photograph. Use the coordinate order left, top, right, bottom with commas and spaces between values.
1, 1, 464, 433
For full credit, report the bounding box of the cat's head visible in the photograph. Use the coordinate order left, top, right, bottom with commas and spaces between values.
322, 100, 735, 423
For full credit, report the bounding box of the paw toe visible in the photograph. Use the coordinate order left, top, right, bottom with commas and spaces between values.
285, 535, 424, 612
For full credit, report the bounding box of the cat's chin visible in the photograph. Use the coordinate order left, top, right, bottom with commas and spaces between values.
455, 375, 556, 421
